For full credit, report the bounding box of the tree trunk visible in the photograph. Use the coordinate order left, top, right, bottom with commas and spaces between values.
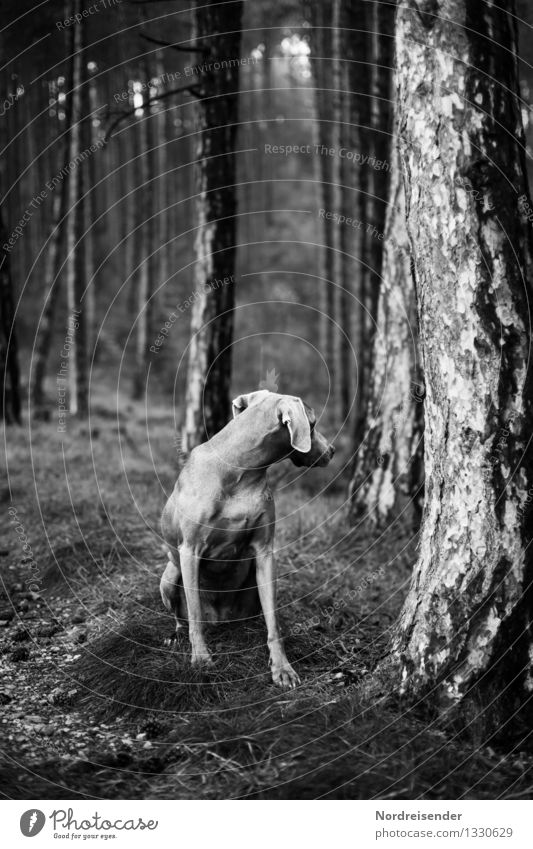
330, 0, 346, 416
30, 181, 68, 410
181, 0, 243, 453
367, 0, 395, 319
24, 87, 39, 287
307, 1, 344, 417
341, 1, 370, 426
338, 67, 357, 422
127, 113, 140, 314
132, 61, 157, 400
0, 202, 21, 424
83, 68, 99, 360
307, 3, 333, 390
156, 51, 170, 296
64, 0, 88, 416
5, 73, 24, 294
31, 49, 71, 411
349, 128, 424, 527
391, 0, 533, 725
352, 0, 395, 446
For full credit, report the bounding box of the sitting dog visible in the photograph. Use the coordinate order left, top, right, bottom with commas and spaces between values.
160, 390, 335, 688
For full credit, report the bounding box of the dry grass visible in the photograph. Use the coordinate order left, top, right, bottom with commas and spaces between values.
1, 393, 532, 800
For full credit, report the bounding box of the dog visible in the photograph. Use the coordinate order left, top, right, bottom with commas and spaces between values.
160, 390, 335, 688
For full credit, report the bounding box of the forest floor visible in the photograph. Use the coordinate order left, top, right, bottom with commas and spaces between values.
1, 397, 532, 800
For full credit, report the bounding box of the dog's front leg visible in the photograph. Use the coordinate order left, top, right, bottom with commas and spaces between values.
179, 543, 212, 667
253, 543, 300, 689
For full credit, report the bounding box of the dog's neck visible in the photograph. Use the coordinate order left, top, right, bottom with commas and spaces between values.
201, 411, 289, 489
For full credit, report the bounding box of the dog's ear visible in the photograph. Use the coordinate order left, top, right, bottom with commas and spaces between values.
278, 397, 312, 453
232, 389, 271, 418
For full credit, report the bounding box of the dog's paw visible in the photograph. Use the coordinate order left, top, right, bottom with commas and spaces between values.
272, 663, 300, 689
164, 621, 187, 647
191, 650, 214, 668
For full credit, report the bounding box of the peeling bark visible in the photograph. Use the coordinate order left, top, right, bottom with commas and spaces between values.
181, 0, 243, 453
392, 0, 533, 723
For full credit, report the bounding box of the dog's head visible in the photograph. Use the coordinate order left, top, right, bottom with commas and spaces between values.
232, 390, 335, 467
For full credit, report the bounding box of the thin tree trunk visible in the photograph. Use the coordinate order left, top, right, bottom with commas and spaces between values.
0, 202, 21, 424
30, 182, 68, 410
390, 0, 533, 725
349, 131, 423, 525
24, 87, 39, 287
181, 0, 243, 453
352, 0, 395, 447
307, 2, 338, 411
338, 83, 356, 422
64, 0, 87, 416
74, 30, 88, 417
127, 117, 140, 314
156, 51, 170, 295
367, 0, 395, 318
338, 1, 366, 422
342, 1, 370, 426
0, 64, 22, 424
349, 0, 372, 447
84, 69, 98, 360
0, 63, 22, 424
330, 0, 345, 416
31, 59, 71, 411
6, 78, 22, 291
132, 62, 157, 400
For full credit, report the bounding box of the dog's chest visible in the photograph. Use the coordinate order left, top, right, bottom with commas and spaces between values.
201, 490, 272, 558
